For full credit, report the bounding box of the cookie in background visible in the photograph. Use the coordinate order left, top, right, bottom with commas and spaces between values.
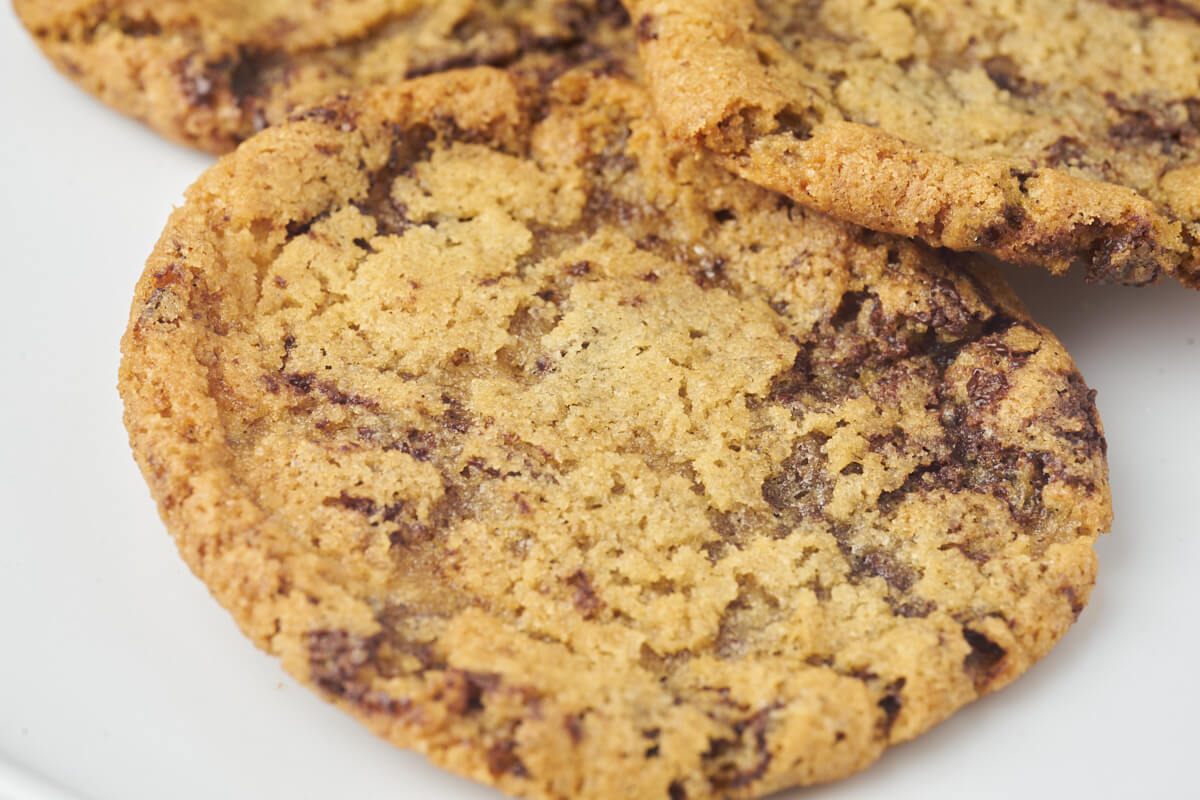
14, 0, 632, 153
628, 0, 1200, 288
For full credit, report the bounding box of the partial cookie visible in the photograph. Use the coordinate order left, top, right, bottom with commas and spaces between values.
628, 0, 1200, 287
14, 0, 629, 153
120, 67, 1110, 799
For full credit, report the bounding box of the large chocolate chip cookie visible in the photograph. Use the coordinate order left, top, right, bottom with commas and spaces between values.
119, 67, 1110, 798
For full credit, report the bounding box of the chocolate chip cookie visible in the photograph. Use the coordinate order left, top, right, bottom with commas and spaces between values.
119, 67, 1111, 798
627, 0, 1200, 287
15, 0, 630, 153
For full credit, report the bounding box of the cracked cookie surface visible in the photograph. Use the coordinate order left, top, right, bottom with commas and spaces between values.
627, 0, 1200, 288
15, 0, 630, 153
119, 67, 1111, 799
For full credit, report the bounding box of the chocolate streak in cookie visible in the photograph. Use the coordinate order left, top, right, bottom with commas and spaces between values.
120, 68, 1110, 798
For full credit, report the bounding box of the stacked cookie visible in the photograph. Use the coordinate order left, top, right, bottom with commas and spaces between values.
20, 2, 1197, 797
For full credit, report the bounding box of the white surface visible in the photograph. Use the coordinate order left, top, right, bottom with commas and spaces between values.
1, 7, 1198, 800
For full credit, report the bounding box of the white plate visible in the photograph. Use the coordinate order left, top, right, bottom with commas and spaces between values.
1, 8, 1197, 799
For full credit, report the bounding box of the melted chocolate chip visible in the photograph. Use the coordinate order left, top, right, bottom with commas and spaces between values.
775, 108, 814, 140
983, 55, 1041, 97
831, 290, 869, 328
289, 104, 359, 132
690, 256, 729, 290
353, 126, 438, 236
976, 204, 1028, 249
115, 14, 162, 38
1041, 136, 1088, 169
567, 570, 605, 618
280, 372, 378, 408
761, 435, 834, 522
565, 714, 585, 743
176, 54, 222, 107
876, 677, 906, 737
1060, 585, 1086, 621
1105, 92, 1200, 153
228, 49, 270, 102
962, 627, 1007, 690
703, 707, 775, 792
307, 630, 406, 714
636, 14, 658, 42
938, 540, 991, 565
836, 537, 919, 595
486, 739, 530, 778
444, 668, 501, 715
1051, 373, 1108, 459
967, 368, 1010, 409
323, 491, 378, 516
